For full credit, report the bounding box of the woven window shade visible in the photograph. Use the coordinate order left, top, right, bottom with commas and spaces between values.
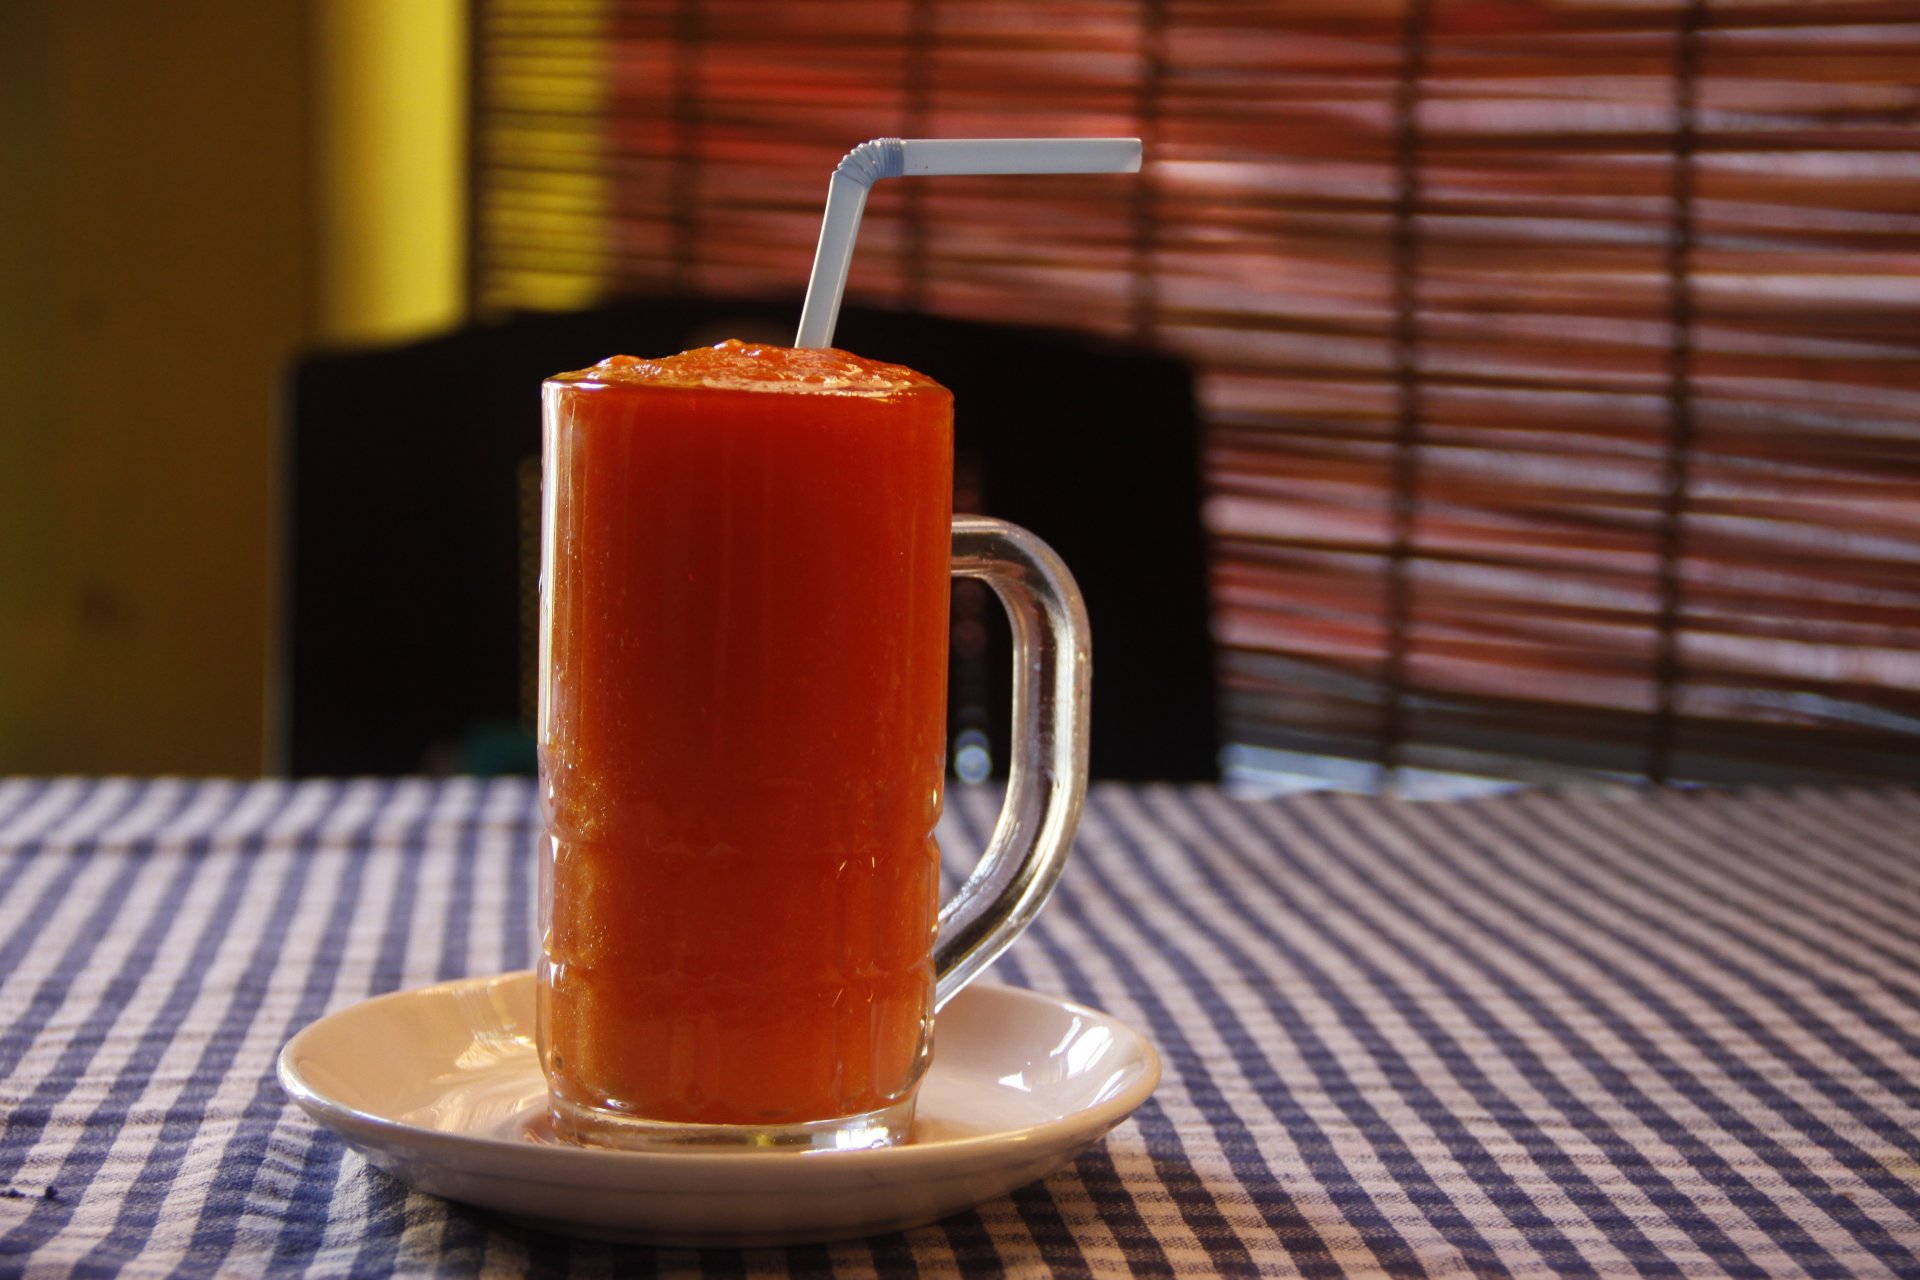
472, 0, 1920, 789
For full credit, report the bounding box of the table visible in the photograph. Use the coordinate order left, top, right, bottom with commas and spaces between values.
2, 778, 1918, 1277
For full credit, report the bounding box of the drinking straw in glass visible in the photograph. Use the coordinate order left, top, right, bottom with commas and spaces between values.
795, 137, 1143, 349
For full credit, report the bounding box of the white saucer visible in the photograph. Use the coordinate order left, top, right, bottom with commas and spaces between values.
277, 971, 1159, 1246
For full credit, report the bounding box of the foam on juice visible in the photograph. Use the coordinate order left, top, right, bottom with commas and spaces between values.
551, 339, 944, 397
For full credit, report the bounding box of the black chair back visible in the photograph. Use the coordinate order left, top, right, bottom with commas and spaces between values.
279, 298, 1217, 780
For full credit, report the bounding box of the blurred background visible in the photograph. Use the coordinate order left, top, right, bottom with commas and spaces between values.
3, 0, 1917, 789
1, 0, 464, 777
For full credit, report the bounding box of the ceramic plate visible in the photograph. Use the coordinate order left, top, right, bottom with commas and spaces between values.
277, 972, 1159, 1246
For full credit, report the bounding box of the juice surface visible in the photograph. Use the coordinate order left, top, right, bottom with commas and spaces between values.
538, 340, 953, 1127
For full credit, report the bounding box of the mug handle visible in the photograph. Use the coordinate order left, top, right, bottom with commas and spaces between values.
934, 516, 1092, 1010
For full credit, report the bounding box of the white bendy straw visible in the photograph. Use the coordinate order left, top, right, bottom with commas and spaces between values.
794, 137, 1143, 350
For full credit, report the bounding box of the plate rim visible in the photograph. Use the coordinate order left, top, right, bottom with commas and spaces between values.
277, 970, 1162, 1177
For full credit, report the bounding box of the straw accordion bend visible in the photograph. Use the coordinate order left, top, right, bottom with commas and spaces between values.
834, 138, 909, 188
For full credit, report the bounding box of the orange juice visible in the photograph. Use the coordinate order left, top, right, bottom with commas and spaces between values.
537, 341, 953, 1132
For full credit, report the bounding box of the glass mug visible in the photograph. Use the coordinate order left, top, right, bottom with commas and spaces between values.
536, 341, 1089, 1152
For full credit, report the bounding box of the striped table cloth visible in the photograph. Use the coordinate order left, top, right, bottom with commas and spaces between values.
1, 778, 1918, 1277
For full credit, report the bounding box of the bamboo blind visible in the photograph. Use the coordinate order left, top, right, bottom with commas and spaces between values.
471, 0, 1920, 789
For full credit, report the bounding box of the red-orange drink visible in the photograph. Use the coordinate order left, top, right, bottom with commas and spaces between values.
537, 340, 953, 1144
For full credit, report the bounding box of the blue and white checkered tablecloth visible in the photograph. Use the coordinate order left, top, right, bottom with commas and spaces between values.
2, 777, 1919, 1277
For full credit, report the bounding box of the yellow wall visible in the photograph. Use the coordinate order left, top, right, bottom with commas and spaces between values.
0, 1, 466, 776
0, 4, 60, 770
0, 2, 310, 776
312, 0, 468, 346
